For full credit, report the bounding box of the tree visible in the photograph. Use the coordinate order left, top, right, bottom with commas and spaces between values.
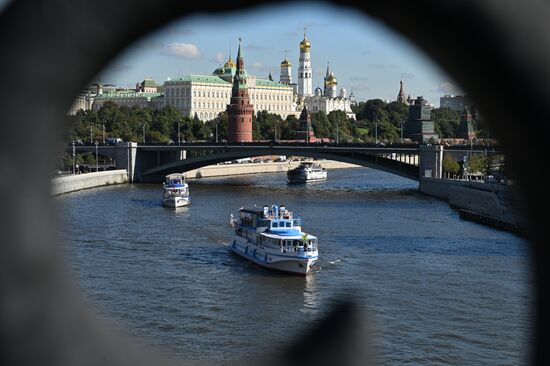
442, 154, 460, 178
432, 107, 460, 138
466, 154, 487, 176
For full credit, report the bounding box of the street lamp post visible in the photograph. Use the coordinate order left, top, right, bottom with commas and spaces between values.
400, 119, 404, 143
177, 120, 181, 144
336, 120, 339, 144
375, 119, 378, 145
102, 120, 106, 145
72, 140, 76, 174
215, 118, 219, 143
89, 121, 93, 143
142, 122, 147, 143
95, 141, 99, 172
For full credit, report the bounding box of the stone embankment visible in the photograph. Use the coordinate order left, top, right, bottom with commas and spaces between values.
186, 160, 359, 179
51, 161, 360, 195
51, 170, 128, 195
419, 177, 526, 234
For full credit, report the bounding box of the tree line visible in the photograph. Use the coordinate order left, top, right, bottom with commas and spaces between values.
65, 99, 491, 145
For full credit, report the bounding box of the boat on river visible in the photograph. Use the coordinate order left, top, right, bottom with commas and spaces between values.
287, 162, 327, 183
162, 173, 190, 208
229, 204, 318, 275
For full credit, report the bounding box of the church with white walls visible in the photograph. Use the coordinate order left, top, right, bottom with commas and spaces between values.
279, 32, 356, 119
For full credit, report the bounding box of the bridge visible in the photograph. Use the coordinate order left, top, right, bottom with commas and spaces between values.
73, 142, 499, 183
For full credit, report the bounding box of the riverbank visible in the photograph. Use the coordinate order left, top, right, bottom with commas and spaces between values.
51, 161, 360, 195
51, 170, 128, 195
419, 177, 526, 234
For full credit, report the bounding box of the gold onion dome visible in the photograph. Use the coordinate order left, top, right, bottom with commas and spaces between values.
327, 73, 337, 85
300, 36, 311, 50
281, 58, 291, 67
224, 57, 236, 68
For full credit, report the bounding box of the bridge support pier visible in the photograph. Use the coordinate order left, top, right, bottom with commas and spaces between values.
110, 142, 138, 182
419, 145, 443, 179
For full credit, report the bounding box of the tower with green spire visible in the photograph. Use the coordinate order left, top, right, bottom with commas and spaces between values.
227, 38, 254, 142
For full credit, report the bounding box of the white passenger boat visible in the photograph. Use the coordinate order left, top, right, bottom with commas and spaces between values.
287, 162, 327, 183
229, 204, 318, 275
162, 173, 190, 208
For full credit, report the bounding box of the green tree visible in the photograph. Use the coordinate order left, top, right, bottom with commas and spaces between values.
442, 154, 460, 178
432, 107, 460, 138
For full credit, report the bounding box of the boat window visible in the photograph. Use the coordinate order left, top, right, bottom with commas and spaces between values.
285, 221, 292, 227
272, 222, 278, 228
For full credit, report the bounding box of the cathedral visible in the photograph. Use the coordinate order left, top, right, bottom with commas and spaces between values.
73, 32, 357, 121
280, 32, 356, 119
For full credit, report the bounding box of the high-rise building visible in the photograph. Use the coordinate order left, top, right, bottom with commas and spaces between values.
298, 31, 313, 98
227, 39, 254, 143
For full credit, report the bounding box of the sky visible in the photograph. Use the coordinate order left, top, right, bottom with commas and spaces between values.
94, 2, 463, 107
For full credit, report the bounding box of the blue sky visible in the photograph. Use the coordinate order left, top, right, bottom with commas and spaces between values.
98, 2, 462, 106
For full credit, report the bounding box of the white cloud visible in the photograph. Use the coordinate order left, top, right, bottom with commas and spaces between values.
250, 62, 264, 70
163, 43, 201, 59
210, 52, 225, 64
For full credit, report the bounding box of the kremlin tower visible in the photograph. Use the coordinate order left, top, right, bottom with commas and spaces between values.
297, 105, 316, 143
227, 39, 254, 143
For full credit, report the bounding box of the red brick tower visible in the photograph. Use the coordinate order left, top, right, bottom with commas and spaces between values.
227, 38, 254, 142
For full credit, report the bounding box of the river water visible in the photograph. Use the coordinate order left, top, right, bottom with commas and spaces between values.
57, 168, 534, 365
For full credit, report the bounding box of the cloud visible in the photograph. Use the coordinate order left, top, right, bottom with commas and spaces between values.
431, 81, 462, 94
349, 76, 369, 81
250, 62, 265, 70
162, 42, 201, 59
246, 43, 267, 52
209, 52, 225, 64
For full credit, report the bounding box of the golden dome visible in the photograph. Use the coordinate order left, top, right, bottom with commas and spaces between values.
299, 37, 311, 50
326, 73, 337, 86
280, 58, 291, 67
224, 57, 236, 68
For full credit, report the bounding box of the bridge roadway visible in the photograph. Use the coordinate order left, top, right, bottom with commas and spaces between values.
73, 142, 499, 183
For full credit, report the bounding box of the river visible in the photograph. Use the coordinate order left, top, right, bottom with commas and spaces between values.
57, 168, 533, 365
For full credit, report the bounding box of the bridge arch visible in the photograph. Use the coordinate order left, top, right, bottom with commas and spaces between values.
142, 148, 419, 182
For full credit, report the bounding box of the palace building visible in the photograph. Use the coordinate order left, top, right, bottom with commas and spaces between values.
72, 33, 357, 122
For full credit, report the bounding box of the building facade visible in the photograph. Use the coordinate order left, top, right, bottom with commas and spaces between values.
304, 63, 356, 119
164, 57, 297, 121
404, 96, 438, 142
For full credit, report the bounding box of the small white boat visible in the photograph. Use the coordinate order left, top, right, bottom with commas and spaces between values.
287, 162, 327, 183
162, 173, 190, 208
229, 204, 318, 275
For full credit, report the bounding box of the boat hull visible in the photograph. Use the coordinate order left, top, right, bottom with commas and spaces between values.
162, 196, 190, 208
231, 237, 317, 275
287, 170, 327, 183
